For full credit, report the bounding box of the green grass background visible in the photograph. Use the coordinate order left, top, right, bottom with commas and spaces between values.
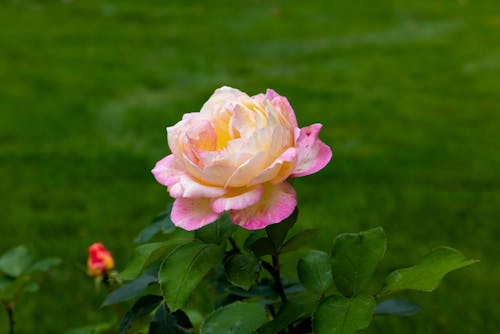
1, 0, 499, 333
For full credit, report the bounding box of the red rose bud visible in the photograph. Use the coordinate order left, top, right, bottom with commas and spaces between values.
87, 242, 115, 277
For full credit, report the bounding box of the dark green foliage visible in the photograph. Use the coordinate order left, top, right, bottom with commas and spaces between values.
313, 294, 375, 334
200, 302, 267, 334
119, 295, 163, 334
374, 299, 421, 317
266, 207, 299, 250
297, 250, 333, 294
224, 253, 261, 290
101, 222, 475, 333
194, 213, 237, 245
149, 303, 189, 334
102, 269, 158, 307
119, 241, 181, 281
280, 229, 319, 254
245, 237, 275, 258
256, 299, 316, 334
158, 242, 224, 311
135, 204, 176, 243
331, 227, 386, 296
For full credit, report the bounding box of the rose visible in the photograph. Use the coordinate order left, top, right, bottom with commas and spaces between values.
152, 86, 332, 230
87, 243, 115, 277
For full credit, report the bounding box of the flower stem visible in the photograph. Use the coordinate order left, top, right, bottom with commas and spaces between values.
271, 253, 287, 304
2, 301, 15, 334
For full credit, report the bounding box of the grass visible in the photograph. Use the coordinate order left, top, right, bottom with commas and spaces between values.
1, 0, 499, 332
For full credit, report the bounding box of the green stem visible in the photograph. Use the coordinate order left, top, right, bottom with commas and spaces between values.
271, 253, 287, 305
102, 272, 111, 289
262, 227, 293, 333
3, 301, 15, 334
263, 253, 293, 333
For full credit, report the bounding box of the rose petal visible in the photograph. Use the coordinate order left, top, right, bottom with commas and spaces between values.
200, 128, 273, 187
200, 86, 249, 115
168, 117, 217, 169
171, 198, 220, 230
168, 174, 226, 198
248, 147, 296, 186
229, 104, 264, 139
290, 123, 332, 177
230, 182, 297, 230
265, 89, 298, 128
200, 163, 237, 187
225, 151, 267, 188
181, 112, 199, 120
152, 155, 184, 187
211, 185, 264, 214
185, 119, 217, 154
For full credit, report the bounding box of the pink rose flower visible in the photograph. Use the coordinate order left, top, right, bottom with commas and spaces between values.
87, 243, 115, 277
152, 86, 332, 230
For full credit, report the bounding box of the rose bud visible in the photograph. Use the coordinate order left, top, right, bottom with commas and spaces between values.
87, 242, 115, 277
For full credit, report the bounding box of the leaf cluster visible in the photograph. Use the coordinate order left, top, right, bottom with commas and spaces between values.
0, 245, 61, 302
101, 205, 477, 334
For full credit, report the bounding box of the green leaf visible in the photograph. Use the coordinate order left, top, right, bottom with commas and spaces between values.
226, 278, 304, 304
149, 302, 191, 334
135, 204, 175, 243
256, 299, 316, 334
120, 241, 179, 281
0, 245, 33, 277
313, 294, 375, 334
29, 257, 61, 273
332, 227, 386, 296
119, 295, 163, 334
195, 213, 237, 244
227, 284, 276, 299
374, 299, 420, 317
266, 207, 299, 249
380, 246, 478, 295
298, 250, 333, 294
135, 222, 165, 244
149, 303, 177, 334
159, 242, 224, 311
280, 229, 319, 254
224, 253, 260, 290
23, 282, 39, 293
0, 276, 20, 299
0, 276, 14, 291
244, 230, 267, 249
246, 238, 274, 258
172, 310, 193, 329
200, 302, 267, 334
102, 269, 158, 306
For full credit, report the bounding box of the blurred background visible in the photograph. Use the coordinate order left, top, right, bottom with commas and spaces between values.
1, 0, 498, 333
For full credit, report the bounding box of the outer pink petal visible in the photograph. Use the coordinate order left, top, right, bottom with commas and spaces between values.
168, 174, 226, 198
265, 89, 298, 128
152, 155, 183, 187
210, 185, 264, 214
171, 198, 220, 230
290, 124, 332, 177
230, 182, 297, 230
